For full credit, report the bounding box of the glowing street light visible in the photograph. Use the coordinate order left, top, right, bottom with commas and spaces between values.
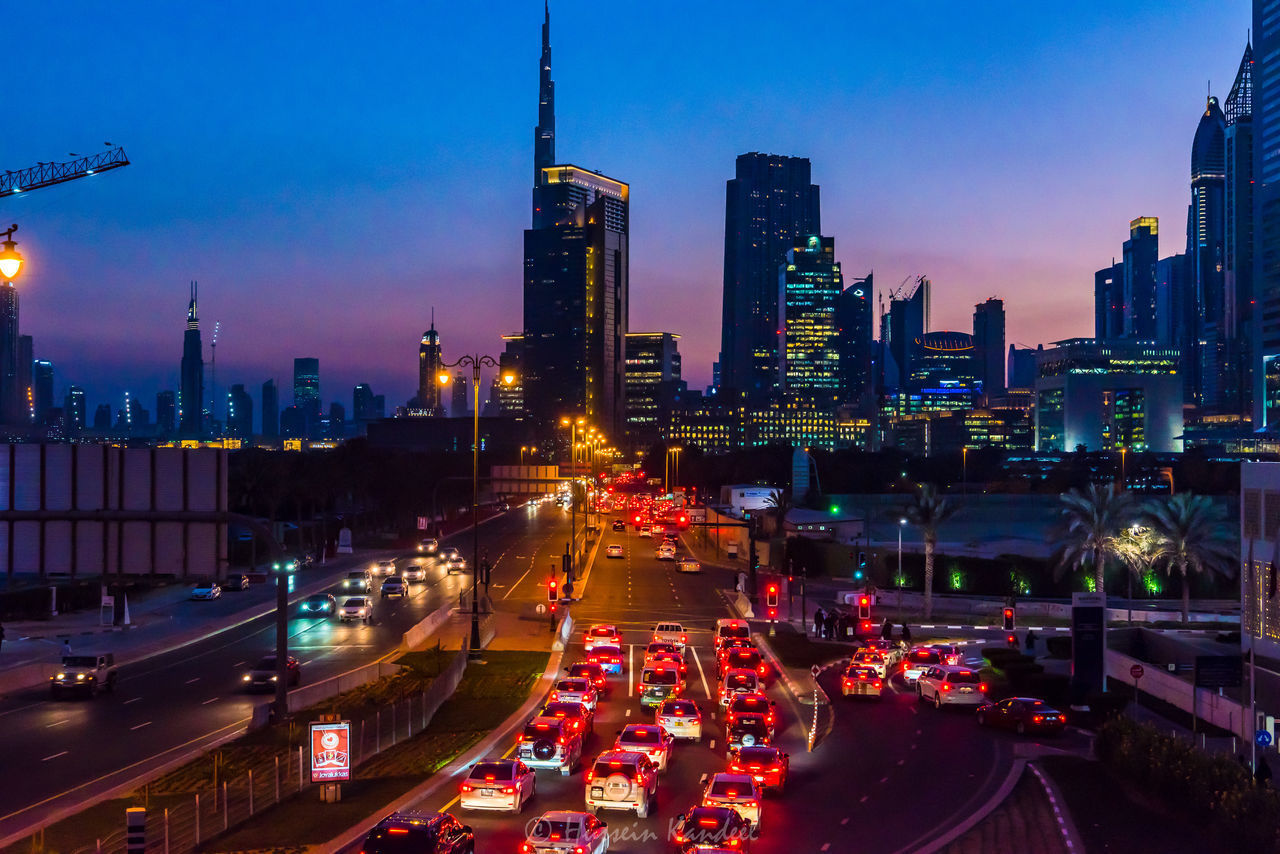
0, 225, 24, 281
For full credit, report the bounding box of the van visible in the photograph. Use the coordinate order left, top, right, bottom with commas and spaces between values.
714, 618, 751, 651
638, 663, 683, 708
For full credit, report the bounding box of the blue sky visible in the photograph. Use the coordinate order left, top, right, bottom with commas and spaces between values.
7, 0, 1251, 416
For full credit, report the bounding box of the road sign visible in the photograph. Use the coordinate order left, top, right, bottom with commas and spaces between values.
1130, 664, 1144, 680
1257, 730, 1273, 748
417, 516, 428, 531
810, 665, 821, 678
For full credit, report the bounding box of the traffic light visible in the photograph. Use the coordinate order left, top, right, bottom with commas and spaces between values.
857, 595, 870, 620
547, 579, 558, 603
765, 583, 779, 609
860, 619, 873, 635
1002, 607, 1015, 631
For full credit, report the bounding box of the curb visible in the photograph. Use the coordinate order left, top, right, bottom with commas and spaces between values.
319, 647, 565, 854
1027, 761, 1086, 852
897, 758, 1028, 854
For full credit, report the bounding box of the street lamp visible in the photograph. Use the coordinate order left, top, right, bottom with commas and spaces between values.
0, 225, 23, 281
665, 446, 683, 495
560, 416, 586, 581
520, 445, 538, 466
440, 357, 514, 657
961, 447, 968, 498
897, 517, 907, 621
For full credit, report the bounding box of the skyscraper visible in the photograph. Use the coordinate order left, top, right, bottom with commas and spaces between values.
417, 312, 444, 415
451, 370, 470, 418
179, 282, 204, 436
779, 236, 841, 406
972, 298, 1006, 401
227, 384, 253, 439
156, 390, 176, 435
1256, 2, 1280, 427
720, 153, 821, 403
1123, 217, 1159, 340
497, 335, 524, 417
65, 386, 86, 434
880, 277, 930, 392
261, 379, 279, 438
835, 273, 873, 405
625, 332, 682, 449
32, 359, 53, 425
523, 6, 628, 437
1190, 95, 1227, 408
1225, 42, 1255, 419
293, 357, 320, 435
0, 283, 18, 425
1094, 261, 1124, 340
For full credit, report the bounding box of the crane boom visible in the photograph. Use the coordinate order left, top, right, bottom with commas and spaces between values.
0, 147, 129, 199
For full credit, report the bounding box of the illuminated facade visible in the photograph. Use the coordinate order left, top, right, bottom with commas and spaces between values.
417, 314, 444, 416
779, 236, 841, 406
836, 272, 873, 403
497, 335, 524, 417
1256, 1, 1280, 429
1191, 96, 1226, 409
1241, 463, 1280, 665
179, 282, 204, 437
887, 408, 1033, 456
1225, 42, 1254, 420
625, 332, 681, 450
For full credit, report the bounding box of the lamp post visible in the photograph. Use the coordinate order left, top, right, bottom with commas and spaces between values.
440, 356, 514, 657
961, 447, 968, 497
560, 416, 585, 580
897, 517, 907, 621
0, 225, 24, 281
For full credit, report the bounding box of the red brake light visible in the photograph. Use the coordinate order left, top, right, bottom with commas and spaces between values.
387, 828, 409, 835
979, 683, 989, 693
698, 818, 720, 827
942, 683, 952, 691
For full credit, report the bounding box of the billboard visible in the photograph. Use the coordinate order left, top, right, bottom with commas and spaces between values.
309, 721, 352, 782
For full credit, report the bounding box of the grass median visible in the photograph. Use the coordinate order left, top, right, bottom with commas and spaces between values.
203, 649, 549, 851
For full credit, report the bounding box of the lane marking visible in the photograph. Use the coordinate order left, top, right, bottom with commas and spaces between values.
184, 677, 200, 684
45, 719, 70, 728
821, 845, 831, 852
231, 661, 245, 668
859, 795, 869, 803
841, 817, 850, 824
41, 751, 68, 762
708, 739, 715, 750
131, 722, 152, 731
897, 759, 905, 766
879, 776, 889, 784
202, 697, 219, 705
689, 645, 712, 701
628, 644, 635, 697
626, 708, 632, 717
124, 697, 142, 705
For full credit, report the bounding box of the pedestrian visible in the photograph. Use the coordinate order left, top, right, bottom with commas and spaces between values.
825, 612, 837, 641
1258, 756, 1273, 789
901, 623, 912, 644
735, 573, 745, 594
60, 638, 71, 658
0, 621, 5, 654
1025, 629, 1038, 654
833, 612, 845, 640
812, 606, 825, 638
880, 617, 893, 641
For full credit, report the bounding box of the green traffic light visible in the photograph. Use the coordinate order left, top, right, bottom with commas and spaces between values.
829, 505, 840, 514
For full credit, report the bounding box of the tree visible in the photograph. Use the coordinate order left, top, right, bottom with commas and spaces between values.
904, 484, 956, 619
1055, 483, 1134, 595
1139, 493, 1235, 623
763, 489, 791, 540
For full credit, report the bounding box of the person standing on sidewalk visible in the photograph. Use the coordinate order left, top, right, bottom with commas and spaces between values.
1024, 629, 1038, 655
812, 606, 825, 638
60, 638, 72, 658
880, 617, 893, 641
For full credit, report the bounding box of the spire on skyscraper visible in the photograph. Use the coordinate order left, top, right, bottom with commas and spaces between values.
186, 280, 199, 329
1226, 40, 1254, 126
534, 1, 555, 181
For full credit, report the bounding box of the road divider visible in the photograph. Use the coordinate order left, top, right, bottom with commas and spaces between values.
550, 606, 575, 652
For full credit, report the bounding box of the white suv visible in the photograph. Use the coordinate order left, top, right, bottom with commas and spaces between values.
584, 750, 659, 817
916, 665, 988, 709
651, 622, 687, 651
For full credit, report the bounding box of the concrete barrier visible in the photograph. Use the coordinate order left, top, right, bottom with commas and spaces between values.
0, 661, 57, 695
284, 660, 402, 714
728, 591, 754, 620
1105, 648, 1247, 738
838, 590, 1238, 625
402, 603, 453, 650
550, 609, 574, 652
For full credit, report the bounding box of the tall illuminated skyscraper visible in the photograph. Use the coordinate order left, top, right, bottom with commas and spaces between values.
1190, 96, 1226, 408
417, 312, 444, 415
179, 281, 204, 436
779, 236, 841, 406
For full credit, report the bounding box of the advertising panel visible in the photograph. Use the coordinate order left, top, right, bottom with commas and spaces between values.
309, 721, 351, 782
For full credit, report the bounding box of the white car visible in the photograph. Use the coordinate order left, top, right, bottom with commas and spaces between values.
584, 750, 658, 817
676, 558, 701, 573
372, 559, 397, 577
458, 758, 535, 812
401, 563, 426, 582
901, 647, 943, 683
916, 665, 989, 708
524, 811, 610, 854
655, 698, 703, 741
701, 772, 763, 827
190, 582, 221, 600
614, 723, 674, 772
850, 649, 889, 679
656, 544, 676, 561
550, 678, 598, 712
583, 624, 622, 652
930, 644, 966, 666
606, 544, 624, 559
638, 525, 652, 538
417, 537, 438, 554
651, 622, 687, 651
338, 596, 372, 623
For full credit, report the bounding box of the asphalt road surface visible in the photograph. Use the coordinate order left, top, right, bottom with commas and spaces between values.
0, 502, 570, 841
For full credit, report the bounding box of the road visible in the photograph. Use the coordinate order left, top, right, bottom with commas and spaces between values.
372, 519, 1088, 853
0, 502, 572, 842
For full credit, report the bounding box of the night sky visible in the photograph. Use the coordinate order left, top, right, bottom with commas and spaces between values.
10, 0, 1250, 416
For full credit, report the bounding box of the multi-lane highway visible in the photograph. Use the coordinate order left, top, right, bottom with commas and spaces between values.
0, 502, 572, 841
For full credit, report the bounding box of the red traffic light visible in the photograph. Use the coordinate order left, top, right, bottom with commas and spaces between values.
548, 579, 558, 602
859, 596, 869, 607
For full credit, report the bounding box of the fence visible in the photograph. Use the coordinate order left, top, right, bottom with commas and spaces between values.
58, 646, 471, 854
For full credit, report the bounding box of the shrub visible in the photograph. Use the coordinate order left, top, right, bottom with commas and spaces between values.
981, 647, 1022, 667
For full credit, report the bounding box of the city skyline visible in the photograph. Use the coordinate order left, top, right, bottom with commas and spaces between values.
6, 1, 1250, 407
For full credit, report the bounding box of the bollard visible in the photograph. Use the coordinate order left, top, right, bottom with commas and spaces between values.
391, 703, 397, 747
222, 782, 228, 831
248, 769, 254, 815
194, 793, 200, 844
125, 807, 145, 854
163, 808, 169, 854
377, 710, 381, 754
298, 745, 304, 792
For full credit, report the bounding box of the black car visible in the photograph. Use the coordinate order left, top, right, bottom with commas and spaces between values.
672, 806, 753, 853
361, 811, 474, 854
242, 655, 301, 691
726, 714, 772, 753
612, 520, 626, 531
225, 574, 250, 591
299, 594, 338, 616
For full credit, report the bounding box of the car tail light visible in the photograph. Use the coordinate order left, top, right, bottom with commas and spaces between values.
460, 783, 473, 792
759, 665, 767, 675
681, 635, 687, 644
387, 828, 409, 835
584, 771, 593, 782
979, 683, 989, 693
1032, 715, 1044, 723
1060, 713, 1067, 723
520, 845, 532, 853
557, 736, 567, 745
575, 848, 586, 854
550, 691, 559, 701
873, 680, 882, 688
502, 786, 515, 794
698, 818, 720, 827
942, 683, 952, 691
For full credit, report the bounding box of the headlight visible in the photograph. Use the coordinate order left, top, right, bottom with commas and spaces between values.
55, 672, 65, 680
243, 674, 252, 682
270, 675, 278, 681
76, 673, 85, 680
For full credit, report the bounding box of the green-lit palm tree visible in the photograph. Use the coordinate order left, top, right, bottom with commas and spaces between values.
904, 484, 956, 619
1055, 483, 1133, 595
1139, 493, 1236, 624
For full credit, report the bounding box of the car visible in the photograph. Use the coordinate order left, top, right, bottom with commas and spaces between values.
550, 678, 598, 712
343, 570, 372, 592
862, 638, 906, 667
190, 582, 221, 600
676, 558, 702, 574
651, 622, 687, 650
611, 520, 626, 532
655, 698, 703, 741
442, 548, 466, 573
718, 668, 760, 706
840, 665, 883, 699
606, 544, 625, 559
225, 573, 250, 591
726, 693, 778, 736
644, 650, 687, 677
656, 544, 676, 561
583, 624, 622, 652
849, 649, 888, 679
381, 576, 408, 598
701, 772, 763, 827
661, 531, 679, 544
638, 525, 652, 538
583, 750, 659, 817
586, 644, 623, 675
930, 643, 966, 666
614, 723, 674, 772
400, 562, 427, 582
339, 596, 373, 623
523, 810, 610, 854
272, 556, 302, 573
299, 593, 338, 616
418, 537, 439, 554
540, 700, 595, 736
976, 697, 1067, 735
359, 811, 474, 854
566, 661, 608, 692
645, 640, 680, 658
651, 524, 666, 536
372, 559, 398, 577
49, 653, 116, 698
242, 655, 301, 691
671, 806, 753, 854
917, 665, 989, 709
727, 745, 790, 792
458, 758, 535, 812
638, 664, 683, 708
902, 647, 943, 682
726, 713, 772, 753
497, 501, 511, 511
718, 646, 765, 680
517, 716, 583, 776
714, 619, 752, 651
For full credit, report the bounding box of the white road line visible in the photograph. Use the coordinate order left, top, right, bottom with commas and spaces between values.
628, 644, 635, 697
502, 557, 539, 600
202, 697, 219, 705
301, 659, 314, 666
41, 751, 68, 761
626, 708, 632, 717
821, 845, 831, 852
690, 645, 711, 701
184, 677, 200, 684
699, 773, 709, 785
131, 722, 152, 731
879, 776, 888, 784
859, 795, 869, 803
231, 661, 245, 668
123, 697, 141, 705
708, 739, 715, 750
45, 719, 69, 728
841, 817, 850, 825
897, 759, 905, 766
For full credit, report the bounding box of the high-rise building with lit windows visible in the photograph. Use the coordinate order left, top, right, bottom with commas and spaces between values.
625, 332, 681, 450
1190, 96, 1227, 408
779, 236, 841, 407
1255, 1, 1280, 428
179, 282, 204, 436
227, 384, 253, 439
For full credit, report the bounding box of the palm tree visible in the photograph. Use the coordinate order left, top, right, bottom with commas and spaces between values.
1139, 493, 1235, 624
1055, 483, 1133, 595
763, 489, 791, 539
1112, 524, 1158, 624
904, 484, 956, 619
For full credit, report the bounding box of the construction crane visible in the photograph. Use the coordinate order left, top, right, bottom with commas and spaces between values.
0, 145, 129, 199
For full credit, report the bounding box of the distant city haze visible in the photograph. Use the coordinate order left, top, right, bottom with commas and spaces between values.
8, 0, 1249, 408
